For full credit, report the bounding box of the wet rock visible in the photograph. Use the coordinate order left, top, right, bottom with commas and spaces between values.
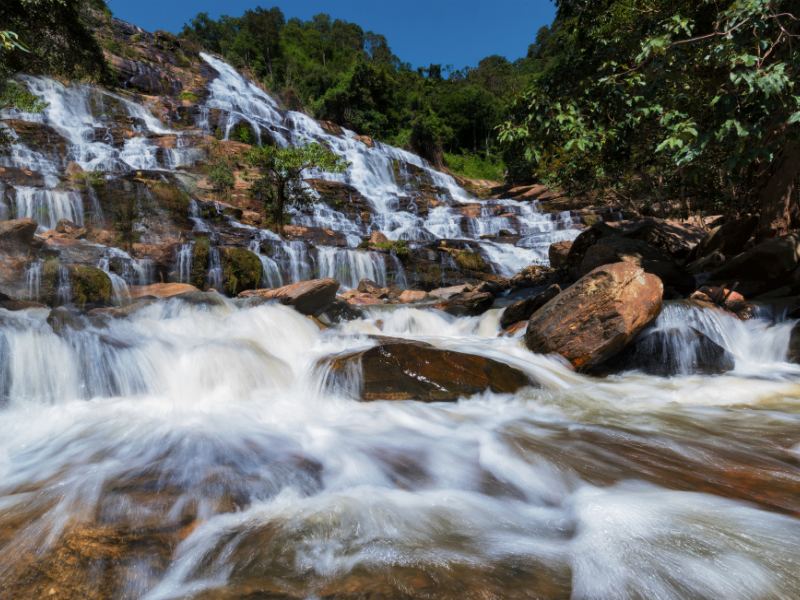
428, 284, 471, 300
357, 279, 389, 298
323, 339, 533, 402
47, 306, 87, 335
369, 231, 389, 246
599, 327, 735, 376
174, 290, 228, 308
500, 284, 561, 329
55, 219, 87, 239
548, 241, 572, 268
239, 278, 340, 316
436, 289, 494, 317
130, 283, 200, 299
525, 262, 663, 371
690, 286, 747, 314
317, 298, 364, 325
0, 218, 37, 254
39, 262, 113, 309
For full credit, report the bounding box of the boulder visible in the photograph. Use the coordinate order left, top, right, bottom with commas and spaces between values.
525, 262, 663, 371
357, 279, 389, 298
239, 278, 340, 315
0, 218, 37, 254
690, 286, 747, 313
578, 235, 694, 292
509, 265, 556, 289
500, 284, 561, 329
436, 290, 494, 317
600, 327, 735, 376
691, 215, 757, 261
130, 283, 199, 299
548, 241, 572, 269
323, 339, 533, 402
709, 233, 800, 294
369, 231, 389, 245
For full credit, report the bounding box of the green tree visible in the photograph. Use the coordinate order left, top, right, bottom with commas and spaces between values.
500, 0, 800, 238
246, 143, 347, 234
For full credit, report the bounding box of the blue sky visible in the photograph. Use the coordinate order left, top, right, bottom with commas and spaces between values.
107, 1, 556, 69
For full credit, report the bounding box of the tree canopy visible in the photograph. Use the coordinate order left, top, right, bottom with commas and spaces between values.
499, 0, 800, 236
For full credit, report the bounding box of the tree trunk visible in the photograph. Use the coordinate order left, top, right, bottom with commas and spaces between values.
758, 139, 800, 239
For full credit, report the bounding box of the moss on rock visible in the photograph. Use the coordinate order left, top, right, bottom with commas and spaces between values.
221, 247, 262, 296
190, 237, 211, 290
40, 260, 112, 308
454, 250, 488, 272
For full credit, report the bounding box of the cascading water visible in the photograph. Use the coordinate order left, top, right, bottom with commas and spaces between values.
56, 264, 71, 305
97, 254, 132, 305
198, 53, 582, 277
0, 299, 796, 598
12, 186, 84, 230
24, 259, 42, 301
316, 246, 388, 289
177, 242, 194, 284
206, 246, 223, 290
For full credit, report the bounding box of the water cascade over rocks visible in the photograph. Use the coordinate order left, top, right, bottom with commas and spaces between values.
0, 35, 798, 599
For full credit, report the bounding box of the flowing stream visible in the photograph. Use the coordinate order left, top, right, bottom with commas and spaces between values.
0, 298, 797, 599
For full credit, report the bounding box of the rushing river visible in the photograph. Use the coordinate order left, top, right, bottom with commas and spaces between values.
0, 298, 797, 599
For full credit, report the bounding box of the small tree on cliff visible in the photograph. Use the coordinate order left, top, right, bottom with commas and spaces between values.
246, 142, 346, 234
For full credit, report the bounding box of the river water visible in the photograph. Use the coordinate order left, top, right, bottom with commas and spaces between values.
0, 298, 797, 599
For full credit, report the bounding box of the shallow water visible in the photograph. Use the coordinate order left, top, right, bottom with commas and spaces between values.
0, 299, 797, 599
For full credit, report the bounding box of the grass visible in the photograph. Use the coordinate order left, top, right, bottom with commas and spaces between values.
444, 152, 505, 182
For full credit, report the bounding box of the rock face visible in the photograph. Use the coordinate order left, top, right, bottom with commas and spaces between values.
710, 233, 800, 295
525, 262, 664, 371
323, 339, 533, 402
500, 284, 561, 329
239, 278, 339, 315
789, 323, 800, 364
601, 327, 735, 376
0, 218, 38, 254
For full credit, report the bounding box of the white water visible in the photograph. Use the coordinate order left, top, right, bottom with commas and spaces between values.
11, 186, 84, 230
199, 53, 583, 277
0, 300, 797, 598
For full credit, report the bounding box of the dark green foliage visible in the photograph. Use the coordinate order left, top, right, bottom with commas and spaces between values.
0, 80, 46, 112
499, 0, 800, 232
221, 247, 262, 295
0, 0, 107, 82
180, 9, 540, 175
246, 143, 347, 234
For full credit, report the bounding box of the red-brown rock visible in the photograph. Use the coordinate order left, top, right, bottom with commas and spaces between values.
525, 262, 663, 371
323, 339, 533, 402
239, 278, 340, 315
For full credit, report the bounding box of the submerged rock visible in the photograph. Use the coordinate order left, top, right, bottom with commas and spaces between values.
525, 262, 663, 371
322, 339, 533, 402
239, 278, 340, 315
599, 327, 735, 376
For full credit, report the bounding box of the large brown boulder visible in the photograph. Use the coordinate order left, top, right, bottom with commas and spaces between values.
709, 233, 800, 295
0, 218, 37, 254
323, 339, 533, 402
239, 278, 340, 315
525, 262, 664, 371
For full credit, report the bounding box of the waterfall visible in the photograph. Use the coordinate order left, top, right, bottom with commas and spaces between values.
97, 254, 132, 305
24, 259, 42, 301
207, 246, 223, 290
56, 265, 71, 305
316, 247, 388, 289
248, 238, 283, 288
198, 53, 583, 276
177, 242, 194, 284
12, 186, 84, 230
643, 302, 796, 375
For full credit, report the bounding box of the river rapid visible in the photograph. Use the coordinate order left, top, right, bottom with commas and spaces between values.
0, 297, 798, 599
